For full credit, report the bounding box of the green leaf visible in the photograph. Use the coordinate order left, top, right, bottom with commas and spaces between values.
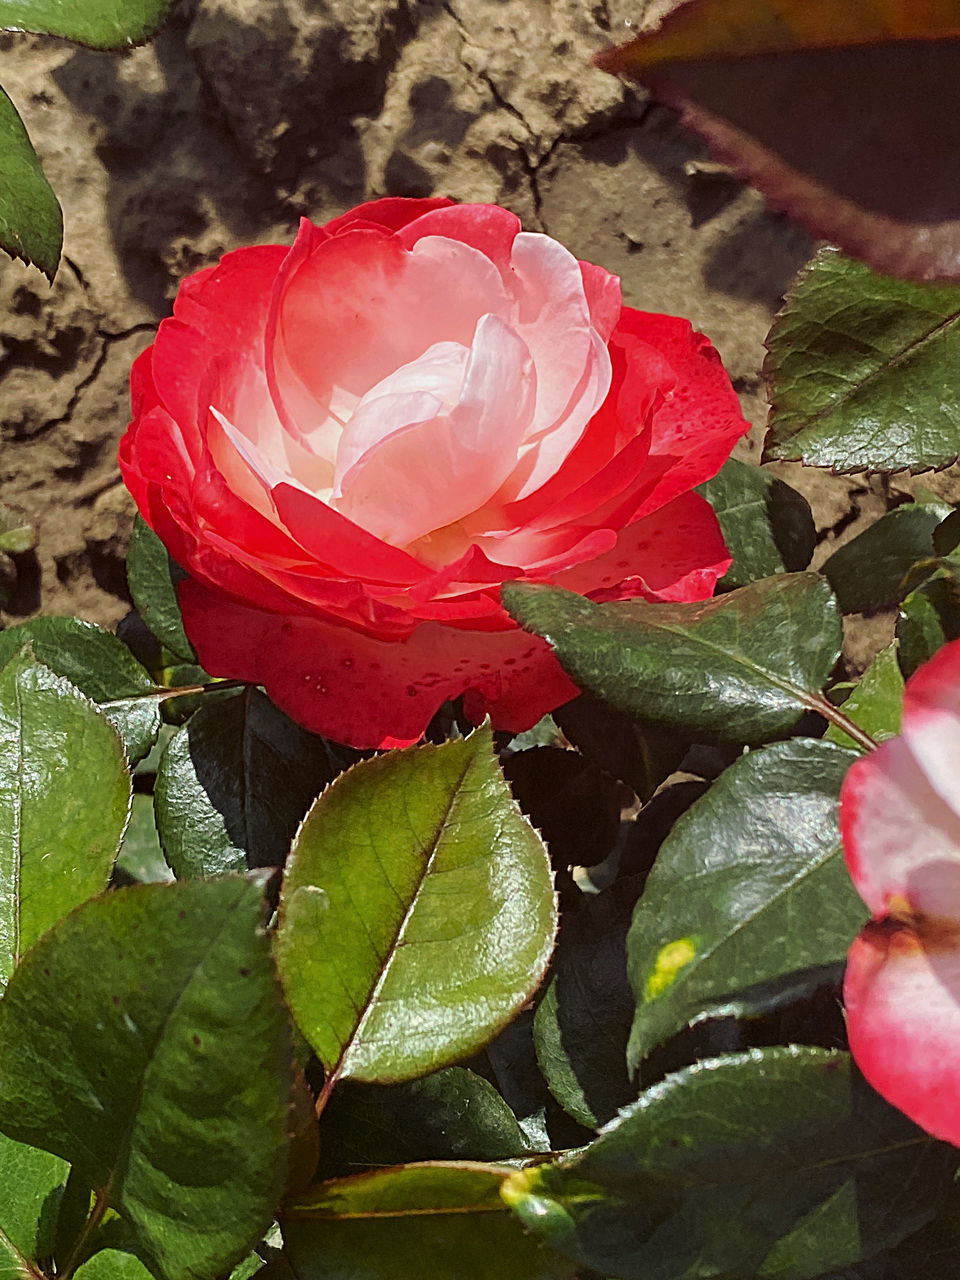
0, 87, 61, 279
898, 568, 960, 677
0, 1130, 68, 1269
764, 246, 960, 471
126, 517, 195, 664
826, 644, 904, 747
534, 879, 639, 1129
277, 725, 557, 1087
74, 1251, 153, 1280
0, 619, 159, 765
154, 687, 341, 879
115, 792, 172, 885
626, 739, 863, 1069
282, 1163, 575, 1280
822, 506, 944, 614
0, 878, 292, 1280
0, 503, 35, 557
553, 695, 686, 802
317, 1068, 534, 1176
503, 574, 842, 746
502, 1047, 957, 1280
0, 0, 175, 48
0, 653, 131, 989
697, 457, 815, 588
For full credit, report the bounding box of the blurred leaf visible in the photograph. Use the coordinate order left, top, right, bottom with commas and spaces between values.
0, 878, 292, 1280
697, 457, 815, 588
0, 1130, 68, 1268
553, 695, 685, 802
318, 1068, 533, 1177
826, 644, 904, 746
154, 687, 341, 878
0, 503, 35, 556
534, 878, 640, 1129
596, 7, 960, 282
277, 726, 557, 1087
503, 1047, 957, 1280
627, 739, 863, 1070
0, 87, 61, 279
822, 506, 944, 612
115, 792, 172, 884
0, 652, 131, 989
282, 1163, 575, 1280
503, 574, 841, 746
0, 0, 176, 48
126, 516, 195, 664
765, 247, 960, 468
503, 747, 623, 868
74, 1251, 154, 1280
0, 618, 159, 764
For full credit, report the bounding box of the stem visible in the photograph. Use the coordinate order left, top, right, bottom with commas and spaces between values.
101, 678, 249, 708
806, 693, 879, 753
58, 1188, 109, 1280
314, 1066, 340, 1122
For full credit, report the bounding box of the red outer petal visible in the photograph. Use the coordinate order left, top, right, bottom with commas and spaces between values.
178, 579, 577, 750
554, 491, 731, 604
320, 196, 454, 237
845, 923, 960, 1146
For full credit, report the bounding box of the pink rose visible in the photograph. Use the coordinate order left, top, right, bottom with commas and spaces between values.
119, 197, 747, 749
842, 638, 960, 1144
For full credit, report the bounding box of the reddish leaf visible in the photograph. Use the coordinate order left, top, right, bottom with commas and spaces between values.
596, 0, 960, 281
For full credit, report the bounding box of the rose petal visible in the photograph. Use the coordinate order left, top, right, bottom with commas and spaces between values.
178, 579, 578, 749
841, 731, 960, 921
898, 638, 960, 824
552, 491, 731, 603
398, 202, 522, 275
845, 922, 960, 1145
322, 196, 454, 237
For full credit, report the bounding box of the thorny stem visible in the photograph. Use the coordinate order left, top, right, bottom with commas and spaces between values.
806, 692, 879, 753
101, 678, 250, 707
58, 1187, 109, 1280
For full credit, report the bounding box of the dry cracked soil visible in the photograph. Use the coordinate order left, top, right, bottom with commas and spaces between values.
0, 0, 954, 672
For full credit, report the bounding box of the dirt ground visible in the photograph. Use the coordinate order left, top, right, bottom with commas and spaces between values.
0, 0, 956, 670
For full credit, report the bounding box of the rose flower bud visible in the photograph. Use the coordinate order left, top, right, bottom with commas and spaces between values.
119, 198, 747, 749
841, 638, 960, 1145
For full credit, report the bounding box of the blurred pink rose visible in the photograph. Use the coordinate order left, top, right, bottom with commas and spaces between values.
842, 638, 960, 1144
120, 198, 747, 748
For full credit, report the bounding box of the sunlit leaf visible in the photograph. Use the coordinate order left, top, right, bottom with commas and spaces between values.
277, 726, 557, 1088
126, 517, 195, 665
0, 87, 61, 279
0, 0, 176, 48
0, 653, 130, 989
825, 644, 904, 747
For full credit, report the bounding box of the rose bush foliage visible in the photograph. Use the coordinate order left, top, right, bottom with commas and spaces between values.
119, 197, 747, 748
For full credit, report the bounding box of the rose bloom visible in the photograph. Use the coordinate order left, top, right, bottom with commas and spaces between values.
841, 638, 960, 1145
119, 198, 747, 749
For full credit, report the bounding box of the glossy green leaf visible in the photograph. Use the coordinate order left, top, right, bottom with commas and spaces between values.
503, 574, 842, 746
0, 1130, 68, 1269
826, 644, 904, 747
115, 792, 172, 884
126, 516, 195, 664
765, 247, 960, 470
898, 567, 960, 677
74, 1251, 153, 1280
0, 87, 61, 279
553, 695, 686, 802
822, 506, 944, 613
627, 739, 864, 1069
503, 1047, 957, 1280
282, 1163, 575, 1280
0, 653, 131, 989
0, 619, 159, 765
534, 879, 639, 1129
0, 878, 292, 1280
155, 687, 341, 878
317, 1068, 533, 1176
0, 0, 175, 48
277, 725, 557, 1087
697, 457, 815, 588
